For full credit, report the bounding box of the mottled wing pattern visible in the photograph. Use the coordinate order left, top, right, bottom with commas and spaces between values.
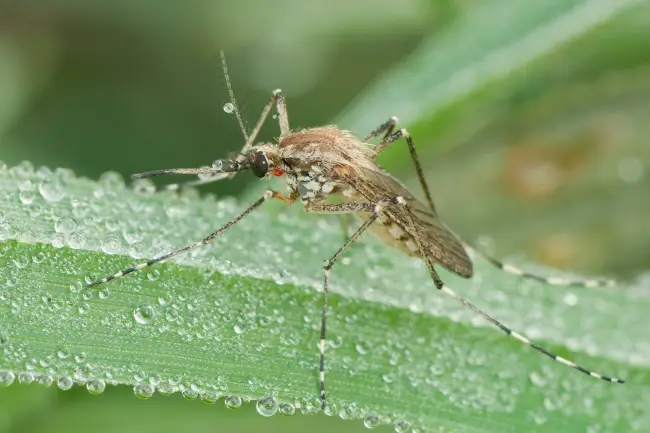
353, 166, 473, 278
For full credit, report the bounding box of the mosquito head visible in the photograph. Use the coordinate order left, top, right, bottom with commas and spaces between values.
242, 145, 284, 178
250, 150, 270, 178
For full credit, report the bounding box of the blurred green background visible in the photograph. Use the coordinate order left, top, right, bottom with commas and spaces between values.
0, 1, 648, 432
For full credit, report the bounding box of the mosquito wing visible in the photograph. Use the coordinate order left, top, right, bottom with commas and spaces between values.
355, 166, 473, 278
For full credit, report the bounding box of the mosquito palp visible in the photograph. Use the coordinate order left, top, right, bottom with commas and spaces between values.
86, 52, 624, 411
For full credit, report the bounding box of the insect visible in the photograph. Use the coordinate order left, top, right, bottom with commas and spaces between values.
87, 52, 624, 409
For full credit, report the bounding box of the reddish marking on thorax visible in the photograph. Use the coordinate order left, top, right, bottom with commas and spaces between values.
273, 167, 284, 176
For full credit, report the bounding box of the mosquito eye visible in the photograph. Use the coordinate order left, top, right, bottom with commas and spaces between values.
251, 151, 269, 178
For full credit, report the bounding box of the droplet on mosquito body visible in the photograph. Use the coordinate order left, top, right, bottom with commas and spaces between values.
223, 103, 234, 113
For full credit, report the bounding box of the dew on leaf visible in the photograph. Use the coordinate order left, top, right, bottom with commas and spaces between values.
256, 396, 279, 417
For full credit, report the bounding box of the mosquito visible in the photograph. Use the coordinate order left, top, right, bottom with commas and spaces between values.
87, 51, 624, 409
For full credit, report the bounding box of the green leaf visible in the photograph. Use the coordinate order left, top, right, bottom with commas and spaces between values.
0, 162, 647, 433
337, 0, 645, 154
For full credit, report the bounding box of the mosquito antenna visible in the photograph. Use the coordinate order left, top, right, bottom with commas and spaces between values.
132, 159, 251, 180
131, 168, 224, 179
220, 50, 249, 140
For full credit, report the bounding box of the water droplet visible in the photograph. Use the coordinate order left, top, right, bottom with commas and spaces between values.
563, 292, 578, 307
212, 160, 223, 171
382, 372, 395, 383
55, 217, 77, 235
147, 269, 160, 281
181, 385, 199, 400
19, 190, 36, 205
86, 379, 106, 395
134, 305, 156, 325
32, 252, 47, 264
223, 103, 234, 114
394, 420, 411, 433
529, 371, 547, 387
201, 390, 219, 404
133, 383, 154, 399
256, 396, 278, 417
233, 321, 246, 334
39, 179, 64, 202
57, 376, 73, 391
98, 171, 125, 192
364, 414, 380, 429
98, 288, 110, 300
51, 233, 65, 248
0, 371, 15, 386
18, 372, 34, 384
224, 395, 242, 409
101, 235, 121, 254
78, 302, 90, 315
356, 341, 370, 355
279, 402, 295, 416
38, 375, 54, 387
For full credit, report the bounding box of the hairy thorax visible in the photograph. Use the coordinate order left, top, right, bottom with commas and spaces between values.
271, 127, 422, 259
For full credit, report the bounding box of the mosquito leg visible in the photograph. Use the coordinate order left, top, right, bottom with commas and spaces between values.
401, 210, 624, 385
363, 116, 399, 142
372, 128, 612, 288
86, 190, 287, 288
305, 197, 406, 410
375, 128, 436, 214
461, 241, 615, 288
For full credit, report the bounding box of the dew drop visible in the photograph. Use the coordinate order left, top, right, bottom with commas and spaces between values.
57, 376, 73, 391
356, 341, 370, 355
18, 372, 34, 384
223, 103, 234, 114
51, 233, 65, 248
212, 160, 223, 171
86, 379, 106, 395
182, 386, 199, 400
394, 420, 411, 433
133, 383, 154, 399
38, 375, 54, 387
19, 190, 36, 205
256, 396, 278, 417
0, 371, 15, 387
134, 305, 156, 325
279, 402, 295, 416
233, 322, 246, 334
364, 414, 380, 429
78, 302, 90, 315
224, 395, 242, 409
39, 179, 64, 202
147, 269, 160, 281
55, 217, 77, 235
563, 292, 578, 307
101, 235, 121, 254
201, 390, 219, 404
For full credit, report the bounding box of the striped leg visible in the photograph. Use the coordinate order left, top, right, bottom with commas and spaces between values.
86, 190, 282, 288
372, 124, 615, 289
401, 211, 625, 385
461, 241, 615, 288
374, 128, 437, 214
306, 197, 407, 410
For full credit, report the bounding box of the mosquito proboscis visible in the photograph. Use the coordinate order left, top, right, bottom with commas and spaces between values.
87, 51, 624, 409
